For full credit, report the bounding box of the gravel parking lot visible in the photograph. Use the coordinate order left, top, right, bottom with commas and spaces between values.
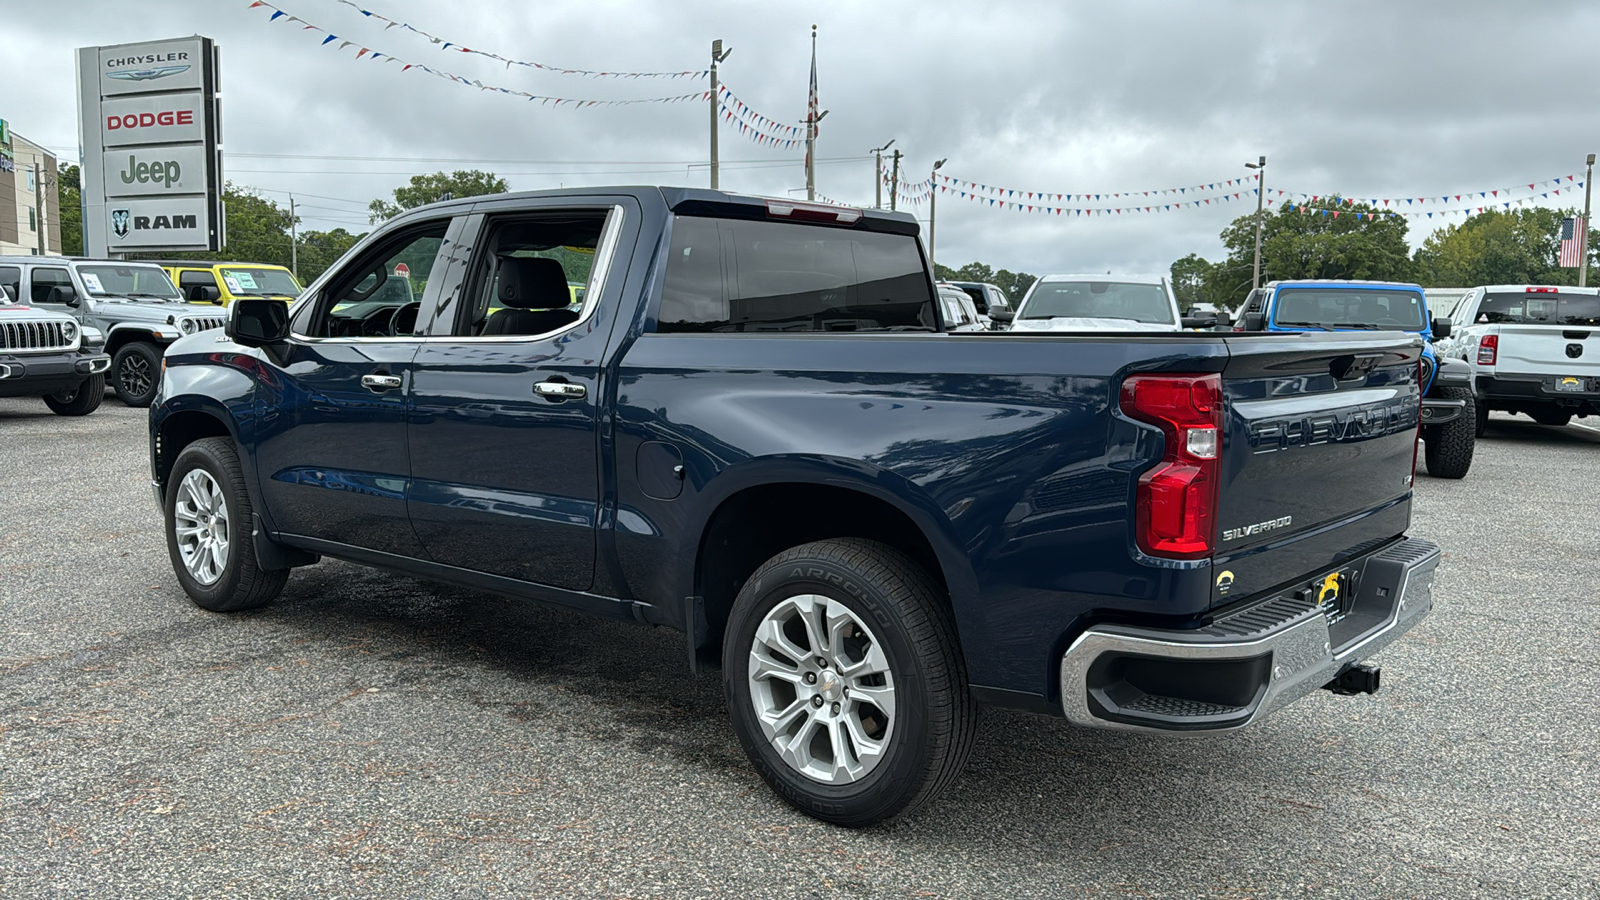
2, 398, 1597, 899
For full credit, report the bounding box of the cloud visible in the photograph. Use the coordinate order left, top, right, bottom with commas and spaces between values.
5, 0, 1597, 277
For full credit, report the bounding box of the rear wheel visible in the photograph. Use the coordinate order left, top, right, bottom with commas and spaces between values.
165, 437, 288, 612
1530, 409, 1572, 427
1423, 387, 1475, 479
112, 342, 162, 408
724, 538, 975, 827
43, 374, 104, 416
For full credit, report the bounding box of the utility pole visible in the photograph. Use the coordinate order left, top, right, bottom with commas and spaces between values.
889, 149, 902, 212
32, 160, 46, 255
929, 158, 947, 271
709, 39, 731, 190
1582, 153, 1595, 288
289, 194, 299, 280
1245, 155, 1267, 291
872, 139, 895, 210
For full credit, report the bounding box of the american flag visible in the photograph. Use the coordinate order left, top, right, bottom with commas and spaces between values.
1559, 216, 1586, 268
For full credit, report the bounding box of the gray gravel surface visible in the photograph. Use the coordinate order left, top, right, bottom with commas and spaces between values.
1, 399, 1597, 899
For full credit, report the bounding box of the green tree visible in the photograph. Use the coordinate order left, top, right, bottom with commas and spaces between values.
1200, 199, 1416, 309
55, 163, 83, 256
932, 260, 1035, 304
295, 228, 365, 283
368, 170, 508, 223
1169, 253, 1212, 306
1413, 207, 1599, 287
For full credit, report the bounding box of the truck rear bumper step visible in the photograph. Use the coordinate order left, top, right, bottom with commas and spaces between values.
1059, 537, 1439, 733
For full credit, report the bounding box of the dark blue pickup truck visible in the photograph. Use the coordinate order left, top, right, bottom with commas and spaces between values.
149, 188, 1439, 826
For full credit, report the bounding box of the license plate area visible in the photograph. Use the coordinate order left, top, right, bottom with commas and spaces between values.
1302, 568, 1358, 625
1549, 376, 1590, 393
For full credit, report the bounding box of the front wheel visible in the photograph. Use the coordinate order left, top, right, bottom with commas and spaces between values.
43, 374, 105, 416
724, 538, 976, 827
1423, 387, 1475, 479
112, 342, 162, 408
165, 437, 288, 612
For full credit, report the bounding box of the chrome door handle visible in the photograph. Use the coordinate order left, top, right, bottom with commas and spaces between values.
534, 381, 586, 400
361, 373, 403, 391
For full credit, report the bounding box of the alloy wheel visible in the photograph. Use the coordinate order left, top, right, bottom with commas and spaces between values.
173, 469, 230, 585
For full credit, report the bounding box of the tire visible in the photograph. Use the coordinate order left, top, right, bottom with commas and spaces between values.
1475, 402, 1488, 438
112, 342, 162, 408
1531, 409, 1572, 427
1423, 387, 1475, 479
42, 374, 105, 416
164, 436, 288, 612
723, 538, 976, 827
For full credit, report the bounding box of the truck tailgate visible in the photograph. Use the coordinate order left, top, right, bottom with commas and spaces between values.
1492, 324, 1600, 379
1211, 333, 1423, 605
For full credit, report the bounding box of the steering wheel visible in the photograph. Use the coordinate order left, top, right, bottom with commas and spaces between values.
360, 307, 399, 337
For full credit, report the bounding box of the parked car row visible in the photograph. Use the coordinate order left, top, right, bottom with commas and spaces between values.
0, 256, 301, 412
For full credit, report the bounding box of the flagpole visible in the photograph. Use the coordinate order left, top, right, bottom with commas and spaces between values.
806, 25, 817, 202
1582, 153, 1594, 288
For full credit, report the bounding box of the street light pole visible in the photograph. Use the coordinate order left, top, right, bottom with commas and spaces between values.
1582, 153, 1595, 288
871, 139, 895, 210
1245, 155, 1267, 291
709, 39, 731, 190
929, 158, 947, 270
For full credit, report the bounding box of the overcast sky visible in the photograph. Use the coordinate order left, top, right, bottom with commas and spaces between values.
5, 0, 1599, 278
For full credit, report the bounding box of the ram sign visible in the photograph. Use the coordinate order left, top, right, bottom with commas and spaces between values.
77, 36, 221, 255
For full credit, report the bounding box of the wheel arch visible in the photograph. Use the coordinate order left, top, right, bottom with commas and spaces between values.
685, 458, 977, 673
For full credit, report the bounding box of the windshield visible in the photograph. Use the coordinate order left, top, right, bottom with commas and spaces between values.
76, 264, 182, 300
1019, 281, 1174, 324
221, 267, 302, 297
1272, 288, 1427, 330
1476, 291, 1600, 327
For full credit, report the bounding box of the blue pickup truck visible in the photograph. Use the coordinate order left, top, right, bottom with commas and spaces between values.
1236, 279, 1476, 478
149, 188, 1440, 826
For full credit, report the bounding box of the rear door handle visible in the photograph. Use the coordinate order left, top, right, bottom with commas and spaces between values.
534, 381, 586, 400
361, 373, 403, 391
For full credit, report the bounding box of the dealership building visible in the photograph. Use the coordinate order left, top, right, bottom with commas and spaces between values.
0, 120, 63, 257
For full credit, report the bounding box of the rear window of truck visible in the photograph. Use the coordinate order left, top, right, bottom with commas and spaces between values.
1477, 292, 1600, 327
657, 216, 936, 333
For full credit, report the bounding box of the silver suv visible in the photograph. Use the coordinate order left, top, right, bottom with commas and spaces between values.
0, 257, 226, 407
0, 283, 112, 415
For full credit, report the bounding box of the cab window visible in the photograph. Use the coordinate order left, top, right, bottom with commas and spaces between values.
0, 266, 19, 303
453, 210, 613, 338
297, 223, 447, 338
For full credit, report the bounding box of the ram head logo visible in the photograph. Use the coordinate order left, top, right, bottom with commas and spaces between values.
110, 208, 131, 238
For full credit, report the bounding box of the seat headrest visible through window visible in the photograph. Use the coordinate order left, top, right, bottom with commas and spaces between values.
497, 257, 569, 310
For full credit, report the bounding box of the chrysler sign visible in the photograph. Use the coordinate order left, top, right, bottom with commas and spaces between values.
78, 36, 221, 254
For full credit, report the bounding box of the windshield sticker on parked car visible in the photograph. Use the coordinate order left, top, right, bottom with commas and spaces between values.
82, 273, 105, 293
233, 272, 258, 291
223, 276, 243, 294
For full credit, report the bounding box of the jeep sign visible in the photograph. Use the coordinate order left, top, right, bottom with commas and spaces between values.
78, 36, 221, 255
102, 144, 208, 197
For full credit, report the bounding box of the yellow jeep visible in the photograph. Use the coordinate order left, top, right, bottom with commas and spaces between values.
153, 261, 303, 306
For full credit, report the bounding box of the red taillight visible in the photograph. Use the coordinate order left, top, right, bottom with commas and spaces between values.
1120, 373, 1222, 559
1478, 334, 1498, 366
1526, 286, 1558, 293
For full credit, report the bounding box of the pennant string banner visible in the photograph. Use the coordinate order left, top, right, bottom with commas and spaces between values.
247, 2, 709, 105
717, 84, 805, 150
327, 0, 706, 79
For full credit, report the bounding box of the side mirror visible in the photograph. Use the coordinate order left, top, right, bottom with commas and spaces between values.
989, 307, 1016, 325
1241, 311, 1264, 331
0, 285, 13, 303
188, 284, 222, 304
1431, 317, 1452, 339
226, 297, 290, 347
48, 285, 80, 307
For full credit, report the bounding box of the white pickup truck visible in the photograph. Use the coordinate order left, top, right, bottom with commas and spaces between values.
1438, 285, 1600, 433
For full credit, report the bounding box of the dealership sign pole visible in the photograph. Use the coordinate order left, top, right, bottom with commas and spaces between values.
77, 37, 222, 257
